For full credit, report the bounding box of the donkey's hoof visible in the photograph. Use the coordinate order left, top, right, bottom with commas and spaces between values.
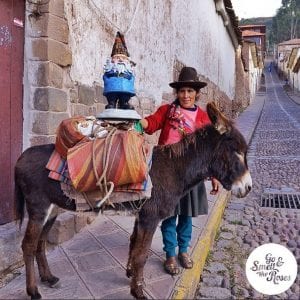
130, 290, 147, 299
126, 268, 132, 278
130, 284, 147, 299
49, 276, 60, 288
30, 291, 42, 300
27, 287, 42, 300
126, 269, 132, 278
41, 276, 60, 288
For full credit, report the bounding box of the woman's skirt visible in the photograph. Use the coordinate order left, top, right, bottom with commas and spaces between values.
174, 180, 208, 217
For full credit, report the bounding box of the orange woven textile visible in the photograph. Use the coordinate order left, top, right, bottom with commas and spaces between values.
55, 116, 89, 158
67, 130, 147, 192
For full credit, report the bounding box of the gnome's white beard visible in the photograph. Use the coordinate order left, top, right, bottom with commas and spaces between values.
104, 59, 133, 75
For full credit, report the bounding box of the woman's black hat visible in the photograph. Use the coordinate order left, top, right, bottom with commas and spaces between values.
169, 67, 207, 89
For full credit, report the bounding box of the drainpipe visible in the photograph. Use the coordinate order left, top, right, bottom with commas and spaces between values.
215, 0, 239, 49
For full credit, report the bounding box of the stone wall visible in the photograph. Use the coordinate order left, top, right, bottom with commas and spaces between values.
24, 0, 71, 148
233, 47, 251, 117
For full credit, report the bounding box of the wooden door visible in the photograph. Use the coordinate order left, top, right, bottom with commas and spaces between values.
0, 0, 24, 224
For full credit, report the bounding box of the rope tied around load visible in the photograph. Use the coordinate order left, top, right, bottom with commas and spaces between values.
91, 125, 118, 208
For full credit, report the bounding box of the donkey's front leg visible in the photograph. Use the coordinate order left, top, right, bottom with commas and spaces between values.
126, 218, 139, 278
36, 216, 59, 287
130, 219, 159, 299
22, 220, 44, 299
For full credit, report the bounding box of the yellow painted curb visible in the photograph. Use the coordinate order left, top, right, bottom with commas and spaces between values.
171, 189, 230, 300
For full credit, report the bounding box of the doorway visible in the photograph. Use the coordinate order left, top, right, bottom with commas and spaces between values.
0, 0, 25, 224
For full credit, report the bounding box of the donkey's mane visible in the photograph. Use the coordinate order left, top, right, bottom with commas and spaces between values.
159, 116, 237, 159
159, 125, 213, 158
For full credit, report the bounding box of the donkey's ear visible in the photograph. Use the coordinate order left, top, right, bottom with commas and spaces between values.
207, 102, 232, 134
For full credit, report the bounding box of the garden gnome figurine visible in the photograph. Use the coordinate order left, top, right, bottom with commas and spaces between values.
103, 31, 136, 109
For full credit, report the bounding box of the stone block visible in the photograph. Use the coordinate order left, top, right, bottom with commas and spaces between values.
32, 38, 72, 66
29, 13, 69, 44
30, 61, 63, 88
199, 287, 232, 299
32, 111, 69, 135
33, 87, 67, 112
30, 134, 56, 146
94, 83, 106, 104
63, 69, 74, 89
95, 103, 106, 114
48, 212, 75, 245
202, 275, 224, 287
31, 38, 47, 61
40, 0, 65, 18
73, 213, 88, 233
71, 104, 96, 117
0, 220, 27, 274
78, 84, 96, 106
69, 87, 78, 103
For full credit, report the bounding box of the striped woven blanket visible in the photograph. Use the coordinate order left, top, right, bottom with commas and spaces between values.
46, 131, 152, 193
67, 130, 148, 192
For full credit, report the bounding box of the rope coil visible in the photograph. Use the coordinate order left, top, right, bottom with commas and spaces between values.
92, 126, 118, 208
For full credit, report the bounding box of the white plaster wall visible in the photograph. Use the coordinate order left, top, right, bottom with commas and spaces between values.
248, 47, 261, 102
64, 0, 236, 104
248, 49, 256, 101
296, 72, 300, 91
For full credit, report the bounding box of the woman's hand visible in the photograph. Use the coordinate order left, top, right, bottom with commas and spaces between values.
210, 177, 219, 195
139, 119, 148, 129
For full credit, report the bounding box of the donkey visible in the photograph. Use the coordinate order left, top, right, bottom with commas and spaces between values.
15, 102, 252, 299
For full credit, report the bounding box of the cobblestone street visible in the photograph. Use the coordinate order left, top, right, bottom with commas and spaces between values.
196, 69, 300, 299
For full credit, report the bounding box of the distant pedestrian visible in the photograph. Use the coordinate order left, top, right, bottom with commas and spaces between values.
268, 62, 272, 73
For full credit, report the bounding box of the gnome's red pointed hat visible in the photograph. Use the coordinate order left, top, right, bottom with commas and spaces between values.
111, 31, 130, 57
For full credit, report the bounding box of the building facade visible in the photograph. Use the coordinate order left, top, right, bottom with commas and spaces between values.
241, 40, 262, 103
286, 47, 300, 90
277, 39, 300, 80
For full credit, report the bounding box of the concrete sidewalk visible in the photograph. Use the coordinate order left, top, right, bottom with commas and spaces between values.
0, 94, 265, 300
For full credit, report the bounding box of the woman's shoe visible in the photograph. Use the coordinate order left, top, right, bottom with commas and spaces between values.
178, 253, 193, 269
163, 257, 180, 275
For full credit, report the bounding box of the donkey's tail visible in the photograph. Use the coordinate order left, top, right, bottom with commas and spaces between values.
14, 173, 25, 229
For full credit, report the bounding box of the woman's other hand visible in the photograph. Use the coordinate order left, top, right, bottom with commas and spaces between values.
210, 177, 219, 195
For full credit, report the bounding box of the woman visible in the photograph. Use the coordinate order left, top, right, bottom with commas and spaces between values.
140, 66, 219, 275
